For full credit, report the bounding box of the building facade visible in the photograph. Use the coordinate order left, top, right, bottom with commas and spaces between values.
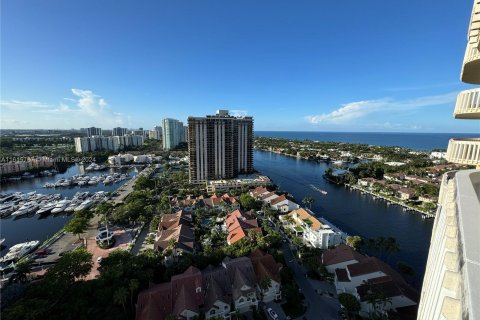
74, 135, 144, 153
85, 127, 102, 137
112, 127, 128, 136
418, 1, 480, 319
188, 110, 254, 183
162, 118, 185, 150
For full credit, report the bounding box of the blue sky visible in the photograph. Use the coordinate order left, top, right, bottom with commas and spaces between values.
1, 0, 479, 133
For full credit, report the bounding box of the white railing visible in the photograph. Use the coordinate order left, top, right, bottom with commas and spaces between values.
446, 138, 480, 166
454, 88, 480, 119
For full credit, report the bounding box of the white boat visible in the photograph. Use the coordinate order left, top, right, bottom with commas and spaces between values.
51, 199, 70, 214
11, 202, 39, 217
103, 176, 114, 185
75, 199, 95, 211
0, 240, 40, 262
0, 238, 5, 246
37, 202, 56, 215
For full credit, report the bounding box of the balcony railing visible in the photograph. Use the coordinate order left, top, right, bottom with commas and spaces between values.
461, 1, 480, 84
446, 138, 480, 166
454, 88, 480, 119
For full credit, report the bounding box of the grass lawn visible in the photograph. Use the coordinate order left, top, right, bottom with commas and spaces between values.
281, 302, 306, 318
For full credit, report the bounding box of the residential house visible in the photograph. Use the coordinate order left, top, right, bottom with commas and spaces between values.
280, 208, 344, 249
250, 249, 282, 302
396, 188, 416, 200
322, 244, 366, 273
154, 210, 196, 256
259, 192, 279, 205
269, 194, 300, 213
322, 245, 418, 317
225, 209, 262, 245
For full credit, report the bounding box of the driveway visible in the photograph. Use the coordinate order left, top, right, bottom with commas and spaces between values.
264, 301, 288, 320
282, 242, 340, 320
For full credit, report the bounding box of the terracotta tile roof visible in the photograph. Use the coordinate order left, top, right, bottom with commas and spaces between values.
251, 186, 269, 197
347, 257, 399, 278
288, 208, 322, 231
137, 252, 280, 320
250, 249, 282, 283
270, 194, 287, 206
136, 282, 172, 320
225, 210, 262, 244
335, 268, 351, 282
356, 276, 419, 303
322, 244, 366, 266
260, 192, 277, 200
155, 224, 195, 252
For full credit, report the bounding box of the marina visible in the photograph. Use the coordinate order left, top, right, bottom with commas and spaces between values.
0, 164, 139, 260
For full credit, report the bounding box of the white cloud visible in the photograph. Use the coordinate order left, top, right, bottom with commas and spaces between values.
230, 109, 248, 117
0, 100, 51, 110
306, 92, 457, 125
1, 89, 127, 129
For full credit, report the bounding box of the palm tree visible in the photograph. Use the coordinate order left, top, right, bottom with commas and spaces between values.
129, 278, 140, 314
302, 196, 314, 209
114, 286, 129, 317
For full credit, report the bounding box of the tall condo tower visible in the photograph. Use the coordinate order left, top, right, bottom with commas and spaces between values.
417, 1, 480, 319
188, 110, 253, 183
162, 118, 185, 150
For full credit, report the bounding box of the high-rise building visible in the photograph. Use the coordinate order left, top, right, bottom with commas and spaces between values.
74, 135, 144, 153
162, 118, 184, 150
188, 110, 253, 183
112, 127, 128, 136
417, 1, 480, 319
85, 127, 102, 137
148, 126, 162, 140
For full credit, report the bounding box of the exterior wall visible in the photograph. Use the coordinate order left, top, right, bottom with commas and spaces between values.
341, 271, 387, 293
359, 295, 416, 317
188, 111, 254, 184
325, 260, 359, 274
180, 309, 200, 320
234, 292, 258, 313
259, 280, 281, 302
205, 300, 231, 320
271, 200, 299, 212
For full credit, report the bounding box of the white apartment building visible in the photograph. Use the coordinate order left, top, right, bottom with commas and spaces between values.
74, 135, 144, 153
162, 118, 185, 150
280, 208, 344, 249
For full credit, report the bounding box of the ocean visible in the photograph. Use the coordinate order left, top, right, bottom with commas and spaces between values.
255, 131, 477, 150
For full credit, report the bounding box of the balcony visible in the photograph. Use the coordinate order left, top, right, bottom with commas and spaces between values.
454, 88, 480, 119
446, 138, 480, 167
417, 170, 480, 320
461, 1, 480, 84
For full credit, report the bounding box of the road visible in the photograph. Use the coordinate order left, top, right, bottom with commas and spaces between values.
282, 241, 340, 320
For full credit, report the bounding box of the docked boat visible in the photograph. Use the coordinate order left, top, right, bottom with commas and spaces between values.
75, 199, 95, 211
11, 202, 39, 217
0, 240, 40, 262
51, 199, 70, 214
65, 200, 81, 213
0, 203, 17, 217
103, 176, 114, 185
37, 202, 56, 215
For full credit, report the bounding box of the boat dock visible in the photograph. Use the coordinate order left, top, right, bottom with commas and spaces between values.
346, 184, 436, 219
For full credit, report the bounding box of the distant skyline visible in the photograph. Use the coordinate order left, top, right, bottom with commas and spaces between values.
1, 1, 479, 133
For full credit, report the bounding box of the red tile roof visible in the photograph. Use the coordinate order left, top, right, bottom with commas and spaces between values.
225, 210, 262, 244
270, 194, 287, 206
322, 244, 366, 266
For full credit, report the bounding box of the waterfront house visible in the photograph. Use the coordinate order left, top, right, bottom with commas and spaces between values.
259, 192, 279, 204
280, 208, 344, 249
322, 245, 418, 316
249, 186, 270, 198
269, 194, 300, 213
396, 188, 416, 200
322, 244, 366, 273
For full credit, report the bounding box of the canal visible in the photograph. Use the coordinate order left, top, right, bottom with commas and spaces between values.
254, 150, 433, 288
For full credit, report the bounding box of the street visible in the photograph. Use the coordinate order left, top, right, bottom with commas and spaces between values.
282, 241, 340, 320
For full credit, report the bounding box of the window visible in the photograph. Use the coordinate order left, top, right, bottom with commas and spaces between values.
210, 310, 215, 315
239, 298, 244, 303
196, 287, 202, 293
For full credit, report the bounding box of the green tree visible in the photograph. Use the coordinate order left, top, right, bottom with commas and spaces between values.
239, 193, 257, 211
64, 217, 89, 240
15, 260, 33, 283
45, 248, 93, 286
113, 286, 128, 317
338, 293, 361, 318
302, 196, 314, 209
346, 235, 363, 251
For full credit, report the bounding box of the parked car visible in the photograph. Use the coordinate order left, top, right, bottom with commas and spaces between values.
97, 256, 103, 264
267, 308, 279, 320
